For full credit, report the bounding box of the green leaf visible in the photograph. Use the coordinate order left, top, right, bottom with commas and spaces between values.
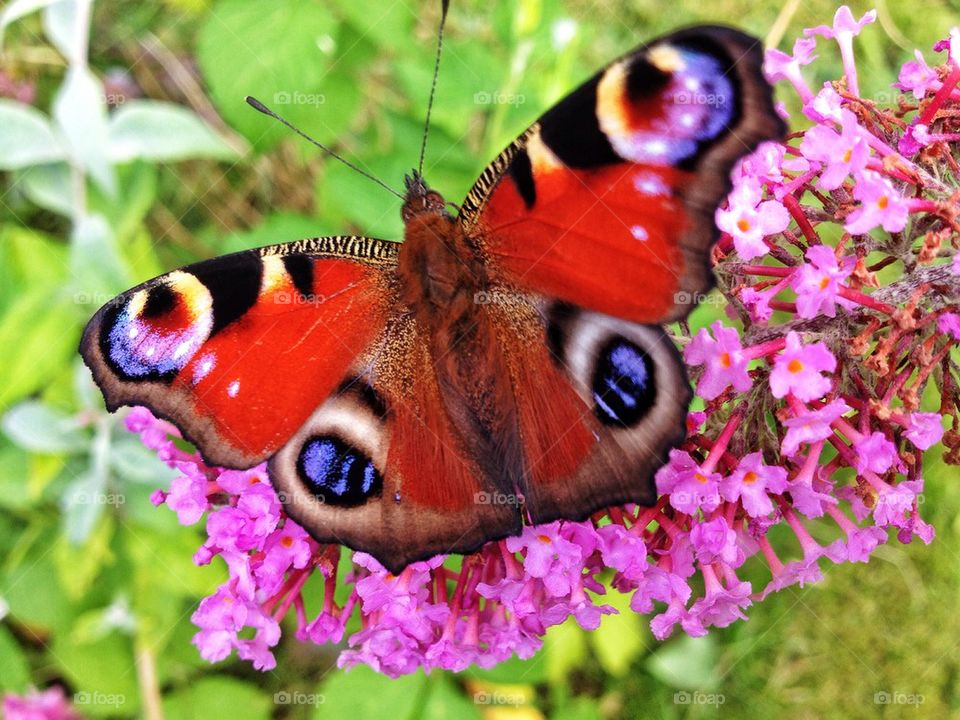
53, 633, 140, 717
420, 676, 482, 720
70, 213, 131, 301
42, 0, 81, 60
544, 617, 588, 684
109, 100, 240, 162
16, 162, 74, 217
2, 401, 88, 454
462, 651, 547, 684
1, 224, 69, 291
2, 528, 78, 635
552, 698, 605, 720
197, 0, 356, 150
0, 291, 80, 412
588, 589, 648, 677
53, 65, 115, 195
88, 161, 158, 246
0, 0, 60, 50
645, 635, 722, 690
0, 625, 31, 693
61, 467, 110, 544
316, 665, 426, 720
216, 212, 322, 254
163, 677, 270, 720
54, 513, 115, 600
109, 438, 177, 486
328, 0, 413, 50
0, 99, 66, 169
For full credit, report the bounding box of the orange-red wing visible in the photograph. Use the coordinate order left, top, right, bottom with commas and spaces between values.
460, 26, 784, 324
80, 236, 398, 468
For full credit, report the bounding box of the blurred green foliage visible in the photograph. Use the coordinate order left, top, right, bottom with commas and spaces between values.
0, 0, 958, 718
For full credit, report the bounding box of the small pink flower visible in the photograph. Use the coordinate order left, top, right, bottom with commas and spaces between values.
721, 452, 789, 517
853, 431, 898, 475
689, 517, 743, 567
781, 400, 851, 457
655, 449, 722, 514
716, 179, 790, 260
764, 37, 818, 102
845, 171, 909, 234
683, 321, 752, 400
2, 687, 81, 720
769, 331, 836, 401
905, 413, 945, 450
738, 286, 774, 323
938, 312, 960, 341
165, 471, 209, 524
792, 245, 854, 318
799, 109, 869, 190
805, 6, 877, 95
896, 50, 940, 98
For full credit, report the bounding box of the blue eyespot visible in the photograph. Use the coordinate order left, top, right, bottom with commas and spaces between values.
296, 436, 382, 506
592, 339, 657, 426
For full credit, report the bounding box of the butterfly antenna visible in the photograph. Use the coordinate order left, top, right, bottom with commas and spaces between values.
245, 96, 404, 200
417, 0, 450, 177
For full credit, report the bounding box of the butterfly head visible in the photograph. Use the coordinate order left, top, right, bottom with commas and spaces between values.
401, 172, 449, 223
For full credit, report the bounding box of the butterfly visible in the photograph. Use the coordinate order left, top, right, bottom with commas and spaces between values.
80, 21, 783, 573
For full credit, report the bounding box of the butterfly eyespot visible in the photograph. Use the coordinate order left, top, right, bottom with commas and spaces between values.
296, 436, 383, 507
592, 338, 657, 427
100, 273, 213, 382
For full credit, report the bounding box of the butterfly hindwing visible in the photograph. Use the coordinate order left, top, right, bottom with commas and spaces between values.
481, 292, 688, 523
460, 25, 784, 324
80, 236, 398, 467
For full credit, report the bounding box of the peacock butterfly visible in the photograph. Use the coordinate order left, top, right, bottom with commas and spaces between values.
79, 11, 784, 573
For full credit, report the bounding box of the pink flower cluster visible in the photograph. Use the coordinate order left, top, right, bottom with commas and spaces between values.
131, 6, 959, 676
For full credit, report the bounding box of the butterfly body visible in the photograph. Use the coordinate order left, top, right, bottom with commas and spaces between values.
81, 25, 784, 572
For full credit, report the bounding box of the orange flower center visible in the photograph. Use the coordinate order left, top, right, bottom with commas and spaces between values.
719, 351, 732, 368
787, 358, 804, 373
843, 148, 853, 163
695, 473, 708, 484
877, 195, 889, 209
737, 218, 751, 232
743, 471, 758, 484
538, 534, 552, 544
281, 536, 294, 548
819, 276, 830, 290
